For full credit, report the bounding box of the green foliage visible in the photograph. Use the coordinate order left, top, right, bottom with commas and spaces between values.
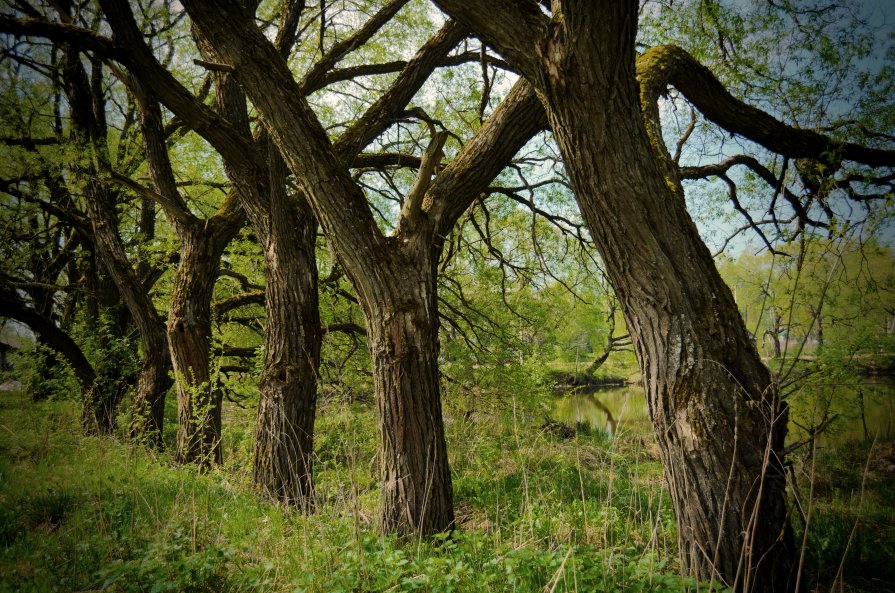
17, 345, 79, 402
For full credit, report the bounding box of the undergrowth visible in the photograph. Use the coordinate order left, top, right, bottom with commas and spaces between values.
0, 383, 891, 592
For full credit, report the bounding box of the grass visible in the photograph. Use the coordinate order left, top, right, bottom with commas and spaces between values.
0, 379, 892, 592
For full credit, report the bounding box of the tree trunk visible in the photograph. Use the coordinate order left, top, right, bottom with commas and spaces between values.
132, 327, 172, 446
60, 41, 172, 442
253, 188, 321, 508
361, 249, 454, 534
178, 0, 543, 535
85, 181, 172, 445
529, 7, 794, 591
169, 224, 234, 467
203, 57, 324, 507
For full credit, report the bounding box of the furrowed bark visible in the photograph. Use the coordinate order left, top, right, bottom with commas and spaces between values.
180, 0, 547, 534
197, 32, 322, 505
60, 43, 172, 444
434, 1, 796, 590
134, 83, 244, 467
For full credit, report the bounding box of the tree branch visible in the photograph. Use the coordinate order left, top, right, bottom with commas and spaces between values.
430, 0, 547, 80
638, 44, 895, 168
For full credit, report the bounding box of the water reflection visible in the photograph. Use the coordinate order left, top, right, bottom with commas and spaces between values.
552, 385, 650, 437
553, 379, 895, 445
787, 379, 895, 445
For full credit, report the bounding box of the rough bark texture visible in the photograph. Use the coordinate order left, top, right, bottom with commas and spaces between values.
365, 249, 454, 534
252, 149, 321, 508
198, 34, 323, 505
541, 16, 793, 593
59, 43, 172, 440
432, 2, 795, 590
182, 1, 451, 531
180, 0, 546, 534
168, 222, 238, 467
129, 77, 244, 467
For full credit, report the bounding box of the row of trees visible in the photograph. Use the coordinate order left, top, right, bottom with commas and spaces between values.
2, 1, 893, 591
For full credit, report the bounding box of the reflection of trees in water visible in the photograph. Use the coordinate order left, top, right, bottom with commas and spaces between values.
787, 380, 895, 445
555, 385, 647, 437
573, 389, 617, 436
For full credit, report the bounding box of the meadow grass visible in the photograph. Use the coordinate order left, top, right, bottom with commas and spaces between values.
0, 384, 891, 592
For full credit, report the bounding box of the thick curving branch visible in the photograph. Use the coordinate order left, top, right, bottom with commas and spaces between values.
430, 0, 547, 81
638, 44, 895, 168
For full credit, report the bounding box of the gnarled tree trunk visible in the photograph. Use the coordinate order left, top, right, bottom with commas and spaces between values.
537, 17, 793, 593
168, 223, 238, 467
431, 2, 795, 590
59, 44, 169, 438
252, 182, 321, 508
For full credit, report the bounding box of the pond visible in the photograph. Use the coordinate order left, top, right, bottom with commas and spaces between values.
553, 378, 895, 445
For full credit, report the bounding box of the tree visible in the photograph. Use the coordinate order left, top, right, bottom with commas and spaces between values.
0, 4, 167, 435
3, 1, 892, 588
56, 16, 172, 442
424, 2, 894, 591
168, 0, 548, 534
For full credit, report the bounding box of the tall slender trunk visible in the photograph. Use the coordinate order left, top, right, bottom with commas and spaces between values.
85, 180, 171, 445
60, 41, 172, 441
205, 56, 323, 505
170, 223, 236, 466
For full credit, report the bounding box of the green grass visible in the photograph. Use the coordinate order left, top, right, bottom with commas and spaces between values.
0, 384, 892, 592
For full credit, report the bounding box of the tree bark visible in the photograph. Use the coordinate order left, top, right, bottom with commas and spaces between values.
199, 39, 323, 505
60, 42, 173, 444
432, 2, 795, 590
252, 150, 321, 508
174, 0, 546, 533
537, 17, 794, 593
83, 179, 171, 444
363, 248, 454, 534
127, 80, 245, 467
168, 220, 239, 467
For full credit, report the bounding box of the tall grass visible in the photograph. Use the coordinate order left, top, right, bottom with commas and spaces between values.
0, 382, 890, 592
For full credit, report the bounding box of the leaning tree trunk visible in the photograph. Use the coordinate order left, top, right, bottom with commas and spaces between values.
85, 181, 172, 445
60, 42, 172, 443
359, 248, 454, 535
169, 224, 234, 467
531, 6, 794, 591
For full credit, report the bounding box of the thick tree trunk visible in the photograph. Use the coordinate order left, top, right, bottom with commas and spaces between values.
528, 6, 794, 591
179, 0, 543, 535
361, 250, 454, 534
204, 59, 324, 507
252, 191, 321, 508
169, 224, 234, 467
